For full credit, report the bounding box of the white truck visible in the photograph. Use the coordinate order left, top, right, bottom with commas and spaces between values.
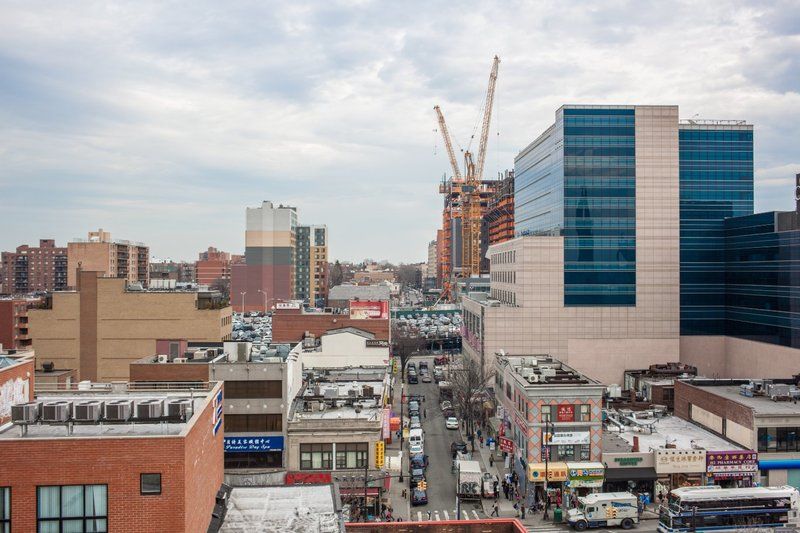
567, 492, 639, 530
455, 459, 482, 501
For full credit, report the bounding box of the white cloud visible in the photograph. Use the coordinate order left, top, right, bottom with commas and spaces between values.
0, 0, 798, 262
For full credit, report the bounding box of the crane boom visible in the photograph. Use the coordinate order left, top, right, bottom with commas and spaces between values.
434, 105, 462, 181
475, 55, 500, 182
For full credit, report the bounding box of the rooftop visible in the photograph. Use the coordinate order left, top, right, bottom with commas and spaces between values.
608, 414, 742, 452
695, 384, 800, 416
499, 354, 601, 387
219, 485, 341, 533
0, 383, 216, 440
328, 284, 390, 302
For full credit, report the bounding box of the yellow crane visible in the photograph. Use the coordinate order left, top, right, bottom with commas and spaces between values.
434, 56, 500, 280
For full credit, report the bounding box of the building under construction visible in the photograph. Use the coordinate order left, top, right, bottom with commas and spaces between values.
485, 169, 515, 246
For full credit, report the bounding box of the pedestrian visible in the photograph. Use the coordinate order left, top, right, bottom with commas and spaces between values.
493, 480, 499, 497
491, 501, 500, 517
489, 454, 494, 467
513, 502, 519, 517
401, 488, 407, 499
424, 408, 427, 418
427, 510, 432, 520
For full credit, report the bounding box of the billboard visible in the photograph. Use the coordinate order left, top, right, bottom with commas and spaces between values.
350, 300, 389, 319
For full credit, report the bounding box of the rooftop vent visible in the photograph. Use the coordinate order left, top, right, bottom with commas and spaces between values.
11, 402, 41, 424
74, 400, 103, 422
136, 399, 163, 420
105, 400, 133, 421
41, 401, 72, 423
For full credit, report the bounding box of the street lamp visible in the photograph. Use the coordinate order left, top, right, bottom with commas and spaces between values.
257, 289, 268, 312
240, 291, 247, 314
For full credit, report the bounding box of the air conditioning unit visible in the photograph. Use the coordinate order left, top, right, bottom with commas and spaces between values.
105, 400, 133, 421
136, 399, 163, 420
41, 401, 72, 422
173, 358, 188, 363
194, 350, 206, 360
157, 354, 169, 363
166, 399, 193, 419
526, 373, 540, 384
11, 401, 41, 424
74, 400, 103, 422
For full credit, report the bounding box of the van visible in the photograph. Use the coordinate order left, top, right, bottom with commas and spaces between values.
409, 428, 424, 447
567, 492, 639, 530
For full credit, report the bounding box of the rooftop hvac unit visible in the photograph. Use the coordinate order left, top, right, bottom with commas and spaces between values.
41, 401, 72, 423
73, 400, 103, 422
541, 368, 557, 378
157, 354, 169, 363
11, 401, 41, 424
363, 385, 374, 397
166, 399, 193, 419
194, 350, 207, 360
323, 387, 339, 399
520, 367, 534, 379
173, 358, 188, 363
136, 399, 163, 420
526, 373, 540, 384
105, 400, 133, 421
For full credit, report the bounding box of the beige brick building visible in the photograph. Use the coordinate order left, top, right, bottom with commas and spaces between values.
464, 106, 680, 385
67, 228, 150, 288
29, 270, 232, 381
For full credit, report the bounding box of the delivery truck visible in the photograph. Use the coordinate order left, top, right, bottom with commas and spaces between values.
455, 460, 482, 501
567, 492, 639, 530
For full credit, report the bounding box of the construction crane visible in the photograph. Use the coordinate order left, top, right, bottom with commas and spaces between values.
434, 56, 501, 284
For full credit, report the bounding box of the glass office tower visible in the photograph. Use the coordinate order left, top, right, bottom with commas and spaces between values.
678, 123, 754, 334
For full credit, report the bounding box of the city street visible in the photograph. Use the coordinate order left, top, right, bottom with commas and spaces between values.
398, 356, 486, 522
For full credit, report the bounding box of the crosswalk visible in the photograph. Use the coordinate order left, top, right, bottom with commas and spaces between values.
414, 508, 483, 521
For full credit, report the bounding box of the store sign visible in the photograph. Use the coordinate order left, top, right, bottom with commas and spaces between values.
224, 436, 284, 452
382, 408, 391, 440
496, 405, 505, 420
499, 436, 514, 453
528, 462, 568, 482
707, 451, 758, 474
286, 472, 332, 485
514, 414, 527, 432
557, 404, 575, 422
655, 449, 706, 474
212, 388, 223, 436
276, 301, 301, 310
548, 431, 590, 445
366, 339, 390, 348
614, 457, 643, 466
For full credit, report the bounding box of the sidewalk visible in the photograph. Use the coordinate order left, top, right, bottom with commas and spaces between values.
384, 376, 410, 521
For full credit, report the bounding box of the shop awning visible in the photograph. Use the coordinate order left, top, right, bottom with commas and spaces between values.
605, 467, 657, 481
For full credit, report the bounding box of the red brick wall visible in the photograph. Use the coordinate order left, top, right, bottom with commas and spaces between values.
272, 313, 390, 343
674, 380, 754, 429
0, 300, 15, 349
0, 356, 34, 425
0, 385, 223, 533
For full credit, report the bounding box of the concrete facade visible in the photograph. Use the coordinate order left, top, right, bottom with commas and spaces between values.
681, 334, 800, 380
463, 106, 681, 384
29, 270, 232, 381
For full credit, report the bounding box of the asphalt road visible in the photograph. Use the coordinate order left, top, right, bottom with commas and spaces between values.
405, 357, 485, 522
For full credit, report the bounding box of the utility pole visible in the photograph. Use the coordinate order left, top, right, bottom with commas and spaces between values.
240, 291, 247, 314
363, 458, 369, 521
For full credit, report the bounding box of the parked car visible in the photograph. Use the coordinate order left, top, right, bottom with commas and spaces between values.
440, 400, 452, 411
407, 362, 417, 372
409, 443, 424, 456
421, 374, 432, 383
442, 408, 455, 418
410, 469, 425, 488
434, 356, 448, 366
411, 488, 428, 506
450, 441, 468, 455
446, 416, 459, 430
407, 374, 418, 384
419, 361, 429, 371
409, 454, 428, 472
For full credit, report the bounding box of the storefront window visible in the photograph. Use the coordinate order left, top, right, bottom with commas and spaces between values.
578, 405, 591, 422
542, 406, 554, 422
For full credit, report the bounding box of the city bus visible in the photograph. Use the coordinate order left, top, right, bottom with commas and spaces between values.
658, 485, 800, 533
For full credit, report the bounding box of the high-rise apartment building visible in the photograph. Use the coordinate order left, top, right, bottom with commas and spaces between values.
1, 239, 67, 294
29, 270, 232, 381
196, 247, 234, 286
67, 229, 149, 288
464, 105, 682, 383
0, 299, 32, 350
230, 201, 297, 312
295, 225, 328, 306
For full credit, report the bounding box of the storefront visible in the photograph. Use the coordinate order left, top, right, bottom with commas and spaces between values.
603, 452, 657, 502
706, 450, 758, 487
655, 449, 706, 496
565, 462, 605, 506
528, 461, 568, 507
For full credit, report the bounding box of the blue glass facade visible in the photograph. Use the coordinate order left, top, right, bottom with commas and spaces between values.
514, 106, 637, 307
679, 126, 754, 334
563, 108, 636, 306
724, 212, 800, 348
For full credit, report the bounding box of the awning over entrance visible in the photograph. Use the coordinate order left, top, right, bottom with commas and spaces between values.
528, 462, 568, 482
605, 467, 657, 481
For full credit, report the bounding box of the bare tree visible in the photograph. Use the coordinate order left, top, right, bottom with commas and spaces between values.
448, 354, 495, 451
391, 322, 427, 383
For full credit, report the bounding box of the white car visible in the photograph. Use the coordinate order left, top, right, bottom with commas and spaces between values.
409, 443, 424, 455
445, 417, 459, 430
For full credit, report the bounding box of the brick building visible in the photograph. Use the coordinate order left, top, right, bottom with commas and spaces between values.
0, 299, 32, 350
0, 351, 35, 426
196, 247, 235, 286
1, 239, 68, 294
271, 307, 389, 344
0, 381, 224, 532
67, 229, 149, 288
130, 340, 302, 472
29, 270, 232, 381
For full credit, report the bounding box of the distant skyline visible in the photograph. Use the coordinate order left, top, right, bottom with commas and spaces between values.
1, 1, 798, 263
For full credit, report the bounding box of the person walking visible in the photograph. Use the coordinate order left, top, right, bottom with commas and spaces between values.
427, 510, 432, 521
489, 454, 494, 468
491, 501, 500, 517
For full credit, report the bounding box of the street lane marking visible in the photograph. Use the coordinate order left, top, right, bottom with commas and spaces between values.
442, 510, 449, 520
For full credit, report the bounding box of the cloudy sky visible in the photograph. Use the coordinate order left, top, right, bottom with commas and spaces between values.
1, 1, 798, 263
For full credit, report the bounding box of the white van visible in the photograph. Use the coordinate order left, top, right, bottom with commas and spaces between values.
409, 428, 424, 448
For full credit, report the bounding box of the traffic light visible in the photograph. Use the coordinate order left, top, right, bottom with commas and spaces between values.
375, 440, 385, 468
417, 480, 427, 491
392, 358, 399, 374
